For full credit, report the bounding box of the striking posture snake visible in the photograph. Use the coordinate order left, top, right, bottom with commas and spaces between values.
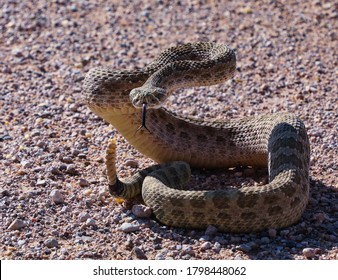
82, 42, 310, 232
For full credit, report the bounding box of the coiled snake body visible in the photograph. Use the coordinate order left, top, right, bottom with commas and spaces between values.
83, 42, 310, 232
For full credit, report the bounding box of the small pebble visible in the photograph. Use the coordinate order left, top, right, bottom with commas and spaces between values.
199, 235, 210, 241
78, 153, 87, 159
44, 238, 59, 248
237, 244, 252, 253
66, 164, 78, 175
12, 48, 23, 57
60, 248, 69, 256
205, 225, 218, 236
69, 103, 79, 112
78, 212, 90, 222
119, 222, 140, 232
37, 140, 47, 148
86, 218, 96, 226
125, 159, 139, 168
124, 239, 134, 249
260, 237, 270, 244
36, 180, 46, 186
79, 178, 90, 187
182, 245, 195, 256
213, 237, 226, 246
83, 189, 92, 196
71, 149, 81, 156
21, 160, 33, 168
213, 242, 222, 253
49, 166, 62, 175
201, 241, 212, 251
133, 246, 147, 259
98, 187, 108, 200
33, 167, 44, 172
132, 204, 152, 218
8, 219, 26, 230
181, 254, 192, 260
62, 156, 73, 164
50, 189, 64, 204
0, 200, 7, 209
18, 240, 26, 246
155, 253, 166, 260
303, 248, 316, 258
61, 205, 70, 213
280, 229, 290, 236
0, 189, 10, 197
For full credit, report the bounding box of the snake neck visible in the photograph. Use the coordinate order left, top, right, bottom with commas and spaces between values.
96, 104, 277, 169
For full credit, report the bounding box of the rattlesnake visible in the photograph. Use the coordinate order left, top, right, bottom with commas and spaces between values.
82, 42, 310, 232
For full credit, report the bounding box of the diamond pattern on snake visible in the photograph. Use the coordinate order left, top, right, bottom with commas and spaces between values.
82, 42, 310, 233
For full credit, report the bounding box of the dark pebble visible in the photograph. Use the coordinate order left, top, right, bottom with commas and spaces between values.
133, 246, 147, 259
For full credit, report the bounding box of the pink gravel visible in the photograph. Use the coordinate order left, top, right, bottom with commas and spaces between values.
0, 0, 337, 260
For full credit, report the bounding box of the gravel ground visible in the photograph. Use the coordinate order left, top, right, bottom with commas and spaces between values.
0, 0, 337, 260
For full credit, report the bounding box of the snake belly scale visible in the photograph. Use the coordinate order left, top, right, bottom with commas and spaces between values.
82, 42, 310, 233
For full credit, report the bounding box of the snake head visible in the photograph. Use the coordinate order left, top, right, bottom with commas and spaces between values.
130, 86, 167, 109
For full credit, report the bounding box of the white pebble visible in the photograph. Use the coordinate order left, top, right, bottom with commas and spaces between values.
213, 242, 221, 253
17, 240, 26, 246
86, 218, 96, 226
78, 212, 90, 222
155, 252, 167, 260
36, 180, 47, 186
98, 187, 108, 198
21, 160, 33, 168
201, 241, 212, 251
50, 189, 64, 204
125, 159, 139, 168
119, 222, 140, 232
61, 205, 70, 213
132, 204, 152, 218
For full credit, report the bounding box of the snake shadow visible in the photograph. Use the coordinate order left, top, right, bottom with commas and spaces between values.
149, 178, 337, 260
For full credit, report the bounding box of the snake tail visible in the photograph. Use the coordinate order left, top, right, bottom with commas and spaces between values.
106, 138, 191, 200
